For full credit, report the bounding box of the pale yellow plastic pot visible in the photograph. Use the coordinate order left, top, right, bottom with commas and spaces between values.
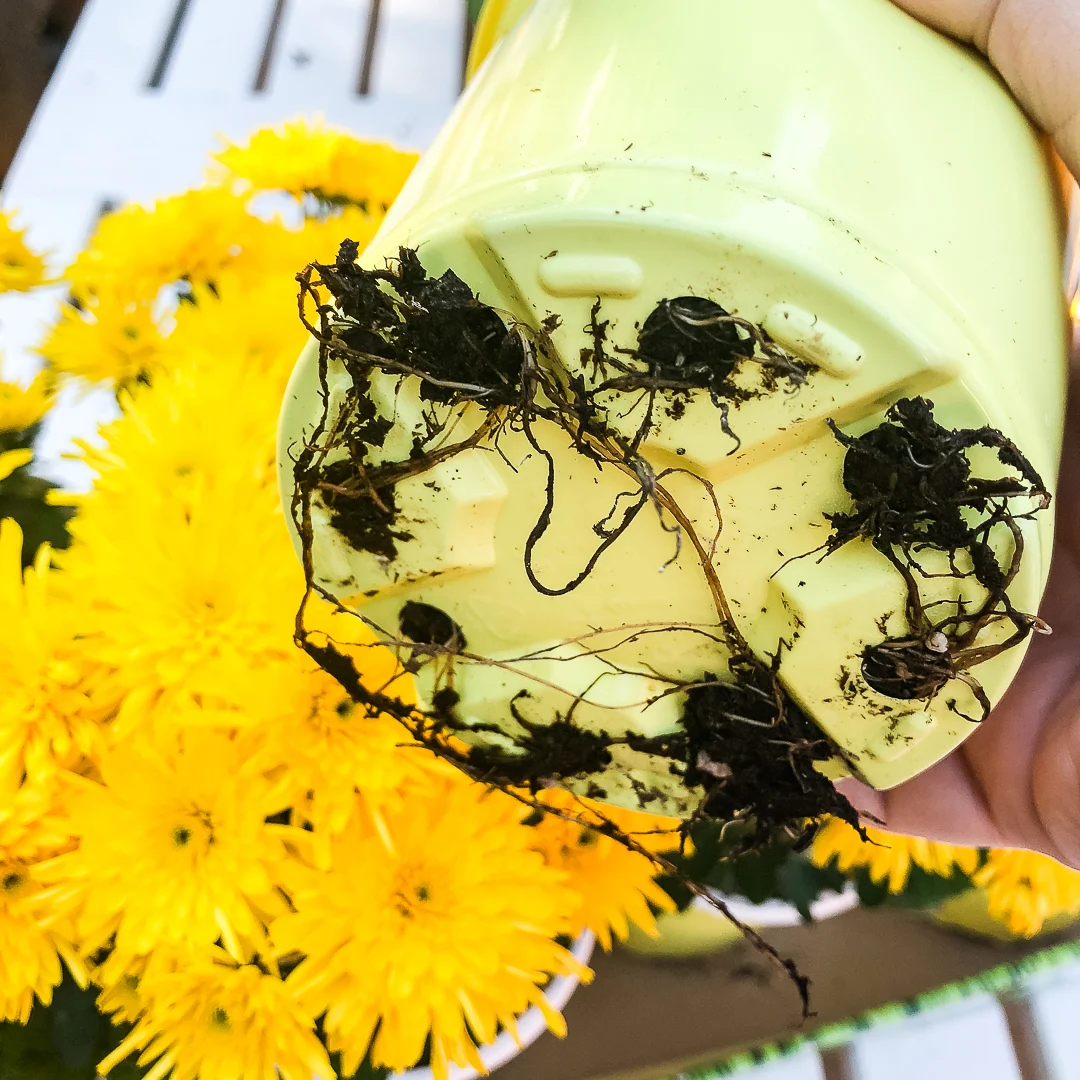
622, 889, 859, 959
931, 890, 1079, 945
279, 0, 1068, 813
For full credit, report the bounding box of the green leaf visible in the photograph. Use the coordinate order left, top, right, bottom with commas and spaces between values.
49, 977, 105, 1072
656, 822, 850, 918
848, 864, 975, 911
0, 465, 74, 567
468, 0, 487, 23
0, 977, 145, 1080
776, 855, 848, 921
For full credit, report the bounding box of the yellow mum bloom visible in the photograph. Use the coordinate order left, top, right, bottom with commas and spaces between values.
97, 947, 333, 1080
60, 374, 298, 708
973, 849, 1080, 938
70, 353, 283, 521
0, 208, 49, 292
0, 519, 109, 796
61, 492, 301, 715
214, 117, 418, 210
0, 371, 53, 434
811, 817, 980, 893
161, 274, 309, 382
38, 292, 166, 385
531, 789, 677, 950
270, 204, 384, 270
39, 729, 294, 964
94, 950, 151, 1027
275, 777, 589, 1080
242, 655, 437, 869
0, 782, 85, 1022
67, 188, 264, 304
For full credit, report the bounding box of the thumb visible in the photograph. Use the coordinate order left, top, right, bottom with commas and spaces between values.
890, 0, 1080, 179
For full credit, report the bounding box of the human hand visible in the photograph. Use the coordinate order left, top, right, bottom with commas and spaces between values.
840, 0, 1080, 867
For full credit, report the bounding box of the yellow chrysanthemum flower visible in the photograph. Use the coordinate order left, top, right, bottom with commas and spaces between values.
93, 950, 151, 1027
161, 274, 308, 382
275, 777, 589, 1080
531, 789, 677, 949
0, 519, 109, 796
0, 208, 49, 292
97, 947, 333, 1080
811, 817, 980, 893
242, 653, 437, 868
0, 782, 85, 1022
973, 849, 1080, 938
38, 292, 166, 385
68, 351, 283, 519
214, 117, 418, 210
273, 204, 384, 269
39, 729, 294, 964
66, 188, 269, 304
59, 478, 299, 715
0, 371, 53, 434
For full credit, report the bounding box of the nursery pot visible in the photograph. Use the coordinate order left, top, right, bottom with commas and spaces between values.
622, 887, 860, 959
930, 890, 1080, 945
279, 0, 1068, 813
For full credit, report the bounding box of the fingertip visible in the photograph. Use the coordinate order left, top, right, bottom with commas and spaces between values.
835, 777, 887, 825
887, 0, 998, 50
837, 754, 1007, 847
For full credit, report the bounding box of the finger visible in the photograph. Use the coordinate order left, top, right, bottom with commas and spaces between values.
958, 546, 1080, 844
838, 753, 1008, 848
890, 0, 1080, 178
1031, 668, 1080, 868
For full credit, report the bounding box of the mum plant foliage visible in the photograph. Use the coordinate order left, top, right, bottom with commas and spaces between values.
0, 121, 679, 1080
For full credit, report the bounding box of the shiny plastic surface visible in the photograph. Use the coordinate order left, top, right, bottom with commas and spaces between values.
280, 0, 1067, 806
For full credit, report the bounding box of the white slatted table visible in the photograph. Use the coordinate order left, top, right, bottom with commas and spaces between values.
0, 0, 469, 487
5, 4, 1080, 1078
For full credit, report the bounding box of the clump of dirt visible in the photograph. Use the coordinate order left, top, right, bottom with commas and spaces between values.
586, 295, 813, 411
464, 711, 615, 789
635, 296, 754, 391
317, 459, 411, 560
313, 242, 525, 407
826, 396, 1050, 712
633, 663, 860, 847
860, 638, 954, 702
399, 601, 468, 651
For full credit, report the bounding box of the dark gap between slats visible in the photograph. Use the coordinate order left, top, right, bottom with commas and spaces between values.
461, 0, 475, 90
357, 0, 382, 96
253, 0, 289, 93
820, 1045, 856, 1080
1001, 994, 1052, 1080
146, 0, 194, 89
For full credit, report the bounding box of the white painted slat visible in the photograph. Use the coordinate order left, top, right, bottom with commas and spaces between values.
372, 0, 466, 105
164, 0, 275, 95
846, 995, 1022, 1080
1016, 959, 1080, 1080
1, 0, 466, 493
27, 0, 176, 96
269, 0, 373, 101
4, 0, 174, 206
731, 1049, 826, 1080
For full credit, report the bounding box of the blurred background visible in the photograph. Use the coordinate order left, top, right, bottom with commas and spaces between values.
0, 0, 88, 180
